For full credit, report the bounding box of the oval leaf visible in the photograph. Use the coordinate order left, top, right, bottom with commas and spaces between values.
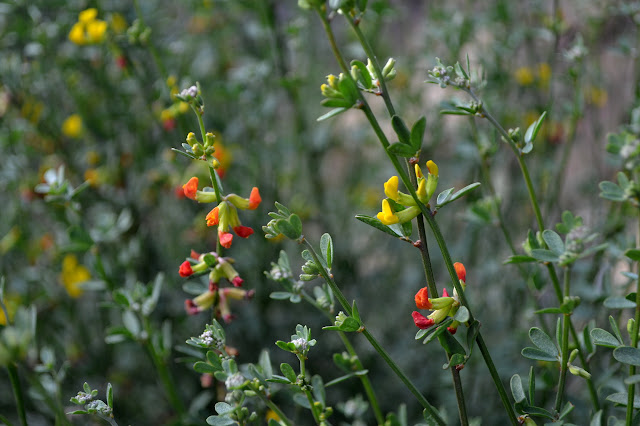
391, 115, 411, 145
521, 347, 558, 362
606, 392, 640, 408
529, 327, 559, 357
320, 233, 333, 269
542, 230, 565, 255
410, 116, 427, 151
614, 346, 640, 366
510, 374, 526, 403
604, 296, 636, 309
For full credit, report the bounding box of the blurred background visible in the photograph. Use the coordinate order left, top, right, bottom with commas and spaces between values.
1, 0, 640, 424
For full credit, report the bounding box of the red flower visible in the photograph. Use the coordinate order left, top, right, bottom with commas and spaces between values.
179, 260, 193, 277
442, 288, 450, 297
185, 299, 200, 315
414, 287, 432, 310
447, 326, 458, 335
206, 206, 219, 226
232, 276, 244, 287
175, 186, 186, 199
219, 231, 233, 248
183, 177, 199, 200
454, 262, 466, 283
412, 311, 435, 329
233, 226, 254, 238
248, 187, 261, 210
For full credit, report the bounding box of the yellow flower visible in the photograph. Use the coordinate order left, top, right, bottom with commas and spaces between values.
60, 254, 90, 298
69, 8, 108, 45
383, 176, 399, 201
265, 409, 281, 422
377, 199, 399, 225
588, 86, 608, 108
514, 67, 534, 86
68, 22, 85, 44
110, 13, 128, 34
62, 114, 83, 138
0, 293, 20, 326
79, 8, 98, 23
537, 63, 551, 88
84, 169, 99, 187
86, 19, 108, 43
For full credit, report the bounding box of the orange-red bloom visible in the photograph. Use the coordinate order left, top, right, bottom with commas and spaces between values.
183, 177, 199, 200
454, 262, 466, 283
414, 287, 432, 310
233, 226, 254, 238
412, 311, 435, 329
206, 206, 219, 226
219, 231, 233, 248
248, 187, 261, 210
179, 260, 193, 277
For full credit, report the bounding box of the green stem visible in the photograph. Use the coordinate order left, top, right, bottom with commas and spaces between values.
7, 364, 27, 426
345, 17, 396, 117
627, 213, 640, 424
252, 389, 294, 426
0, 413, 15, 426
142, 319, 185, 417
301, 239, 446, 426
554, 267, 571, 413
298, 357, 321, 425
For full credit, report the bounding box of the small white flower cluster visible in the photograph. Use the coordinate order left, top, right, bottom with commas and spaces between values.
225, 373, 245, 389
200, 330, 214, 346
75, 392, 93, 404
292, 337, 308, 352
180, 85, 198, 99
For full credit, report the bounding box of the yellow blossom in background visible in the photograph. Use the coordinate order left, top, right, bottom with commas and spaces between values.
514, 67, 534, 86
84, 168, 100, 186
21, 98, 44, 124
62, 114, 83, 138
0, 293, 21, 326
265, 409, 281, 422
588, 86, 608, 108
60, 254, 90, 298
69, 8, 108, 45
86, 150, 100, 166
537, 63, 551, 88
110, 13, 128, 34
213, 137, 232, 178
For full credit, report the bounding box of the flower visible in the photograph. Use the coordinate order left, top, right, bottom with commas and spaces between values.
377, 199, 399, 225
454, 262, 466, 283
69, 8, 108, 45
179, 261, 193, 277
0, 293, 20, 326
514, 67, 534, 86
412, 311, 435, 329
206, 201, 256, 248
415, 287, 432, 309
60, 254, 90, 298
182, 177, 199, 200
62, 114, 83, 138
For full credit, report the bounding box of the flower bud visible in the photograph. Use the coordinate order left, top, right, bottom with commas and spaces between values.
412, 311, 434, 329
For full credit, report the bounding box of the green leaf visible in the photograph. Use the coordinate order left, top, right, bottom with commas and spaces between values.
599, 181, 625, 201
590, 410, 602, 426
276, 218, 300, 240
510, 374, 526, 403
206, 416, 236, 426
215, 402, 233, 415
528, 366, 536, 406
521, 347, 558, 362
606, 392, 640, 408
558, 401, 574, 419
351, 59, 372, 89
351, 300, 360, 322
530, 249, 560, 262
604, 296, 636, 309
270, 291, 293, 300
440, 330, 466, 356
410, 116, 427, 151
290, 214, 302, 237
317, 107, 348, 121
106, 383, 113, 408
625, 375, 640, 385
614, 346, 640, 366
355, 215, 403, 238
504, 255, 536, 264
391, 115, 411, 145
542, 230, 565, 255
626, 249, 640, 261
528, 327, 559, 357
436, 188, 454, 206
590, 328, 622, 348
387, 142, 416, 157
437, 183, 481, 208
423, 319, 454, 345
452, 306, 469, 323
610, 315, 625, 344
338, 75, 359, 104
280, 363, 297, 383
320, 233, 333, 269
122, 311, 140, 338
534, 307, 564, 314
524, 111, 547, 144
320, 98, 353, 108
193, 361, 219, 374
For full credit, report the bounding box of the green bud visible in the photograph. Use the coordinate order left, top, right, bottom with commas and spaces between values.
300, 274, 317, 281
382, 58, 396, 80
205, 132, 216, 148
568, 348, 578, 363
569, 364, 591, 380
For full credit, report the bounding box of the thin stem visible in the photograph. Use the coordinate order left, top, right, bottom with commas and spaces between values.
0, 413, 15, 426
627, 213, 640, 424
7, 364, 27, 426
554, 267, 571, 413
250, 386, 294, 426
298, 357, 321, 425
301, 239, 446, 426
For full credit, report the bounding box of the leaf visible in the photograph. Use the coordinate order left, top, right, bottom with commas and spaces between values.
524, 111, 547, 144
289, 214, 303, 237
437, 183, 481, 207
276, 218, 300, 240
528, 327, 559, 357
606, 392, 640, 408
193, 361, 219, 374
528, 366, 536, 406
610, 315, 625, 344
604, 296, 636, 309
599, 181, 625, 201
215, 402, 233, 415
391, 115, 411, 145
387, 142, 416, 157
452, 306, 469, 323
280, 363, 297, 383
317, 107, 348, 121
534, 307, 564, 314
625, 375, 640, 385
355, 215, 403, 238
521, 347, 558, 362
558, 401, 574, 419
320, 233, 333, 269
504, 255, 536, 264
351, 59, 372, 89
614, 346, 640, 366
410, 116, 427, 151
122, 311, 140, 338
590, 328, 622, 348
436, 188, 454, 206
530, 249, 560, 262
106, 383, 113, 408
626, 249, 640, 261
510, 374, 526, 403
320, 98, 353, 108
542, 230, 565, 255
206, 416, 236, 426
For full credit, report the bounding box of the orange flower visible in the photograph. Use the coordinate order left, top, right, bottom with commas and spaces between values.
179, 261, 193, 277
219, 231, 233, 248
206, 206, 219, 226
412, 311, 435, 329
248, 187, 261, 210
414, 287, 432, 310
183, 177, 199, 200
233, 226, 254, 238
453, 262, 466, 283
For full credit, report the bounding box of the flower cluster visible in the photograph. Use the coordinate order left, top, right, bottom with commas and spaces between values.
412, 262, 467, 334
68, 9, 108, 45
182, 177, 261, 248
179, 250, 255, 321
376, 160, 439, 225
